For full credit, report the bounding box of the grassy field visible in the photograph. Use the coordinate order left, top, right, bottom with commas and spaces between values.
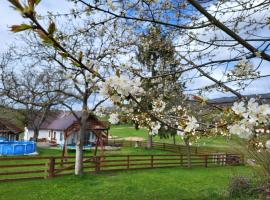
0, 166, 256, 200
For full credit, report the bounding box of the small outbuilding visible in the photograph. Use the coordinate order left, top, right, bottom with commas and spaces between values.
0, 118, 23, 141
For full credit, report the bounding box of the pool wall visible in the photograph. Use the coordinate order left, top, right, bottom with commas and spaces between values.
0, 141, 37, 156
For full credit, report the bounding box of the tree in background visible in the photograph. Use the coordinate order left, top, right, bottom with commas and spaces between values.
136, 26, 184, 148
0, 52, 65, 141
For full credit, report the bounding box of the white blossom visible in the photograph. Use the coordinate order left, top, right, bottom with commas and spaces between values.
94, 106, 105, 117
228, 58, 257, 79
184, 116, 199, 133
265, 140, 270, 149
149, 121, 161, 135
229, 98, 270, 139
109, 113, 119, 124
152, 100, 166, 112
177, 130, 185, 137
100, 75, 144, 102
228, 124, 253, 139
232, 101, 246, 115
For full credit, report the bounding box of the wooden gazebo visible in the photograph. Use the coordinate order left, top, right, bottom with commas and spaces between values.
61, 116, 109, 157
0, 118, 23, 141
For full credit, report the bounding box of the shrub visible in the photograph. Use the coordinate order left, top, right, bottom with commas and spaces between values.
228, 176, 251, 198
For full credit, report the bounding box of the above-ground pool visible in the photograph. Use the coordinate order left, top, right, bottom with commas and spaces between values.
60, 144, 92, 150
0, 141, 37, 156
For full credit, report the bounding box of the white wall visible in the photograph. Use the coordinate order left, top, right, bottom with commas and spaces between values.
27, 129, 97, 145
27, 129, 49, 140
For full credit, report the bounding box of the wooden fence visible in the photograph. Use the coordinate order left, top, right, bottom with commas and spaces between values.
108, 140, 201, 154
108, 140, 238, 155
0, 153, 244, 182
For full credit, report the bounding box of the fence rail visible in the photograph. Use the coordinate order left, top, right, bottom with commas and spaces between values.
108, 140, 200, 154
0, 153, 244, 182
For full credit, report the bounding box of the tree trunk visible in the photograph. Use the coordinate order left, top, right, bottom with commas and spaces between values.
184, 137, 192, 168
264, 183, 270, 200
75, 108, 88, 176
33, 128, 39, 142
147, 133, 152, 149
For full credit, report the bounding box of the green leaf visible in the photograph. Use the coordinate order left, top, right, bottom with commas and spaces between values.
28, 0, 34, 8
22, 6, 34, 16
36, 29, 54, 45
35, 0, 42, 5
10, 24, 32, 32
8, 0, 24, 11
59, 52, 68, 59
28, 0, 41, 7
48, 22, 56, 35
71, 60, 81, 68
78, 51, 83, 62
116, 69, 121, 77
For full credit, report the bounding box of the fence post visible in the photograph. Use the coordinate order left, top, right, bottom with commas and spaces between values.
48, 157, 55, 178
241, 154, 245, 165
151, 155, 154, 168
204, 155, 208, 168
127, 155, 130, 169
95, 156, 101, 173
195, 147, 198, 154
180, 155, 183, 166
163, 143, 165, 150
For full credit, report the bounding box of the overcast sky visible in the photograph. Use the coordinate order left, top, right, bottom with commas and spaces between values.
1, 0, 270, 100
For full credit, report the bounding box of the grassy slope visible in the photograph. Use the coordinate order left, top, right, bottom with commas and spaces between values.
110, 125, 243, 150
0, 166, 255, 200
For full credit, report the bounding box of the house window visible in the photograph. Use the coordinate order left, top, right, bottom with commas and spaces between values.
60, 132, 63, 141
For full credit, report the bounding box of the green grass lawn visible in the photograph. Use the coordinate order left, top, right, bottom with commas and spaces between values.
0, 166, 256, 200
38, 146, 171, 157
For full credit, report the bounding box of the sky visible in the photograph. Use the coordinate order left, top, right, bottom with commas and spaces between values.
1, 0, 270, 101
0, 0, 72, 53
178, 0, 270, 99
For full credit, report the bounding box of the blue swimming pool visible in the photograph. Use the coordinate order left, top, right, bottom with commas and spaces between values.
0, 141, 37, 156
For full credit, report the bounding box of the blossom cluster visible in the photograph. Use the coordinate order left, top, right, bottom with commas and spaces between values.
149, 121, 161, 135
100, 75, 144, 103
177, 115, 199, 137
173, 106, 199, 138
94, 106, 106, 118
228, 98, 270, 145
227, 58, 258, 80
152, 99, 166, 113
108, 113, 120, 124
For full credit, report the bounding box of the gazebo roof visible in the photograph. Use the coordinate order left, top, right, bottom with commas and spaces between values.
65, 117, 109, 138
0, 118, 23, 134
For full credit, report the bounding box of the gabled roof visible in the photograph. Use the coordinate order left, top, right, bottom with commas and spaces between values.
0, 117, 23, 134
31, 111, 109, 131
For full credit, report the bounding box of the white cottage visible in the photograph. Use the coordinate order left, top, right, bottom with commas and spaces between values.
27, 111, 109, 146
